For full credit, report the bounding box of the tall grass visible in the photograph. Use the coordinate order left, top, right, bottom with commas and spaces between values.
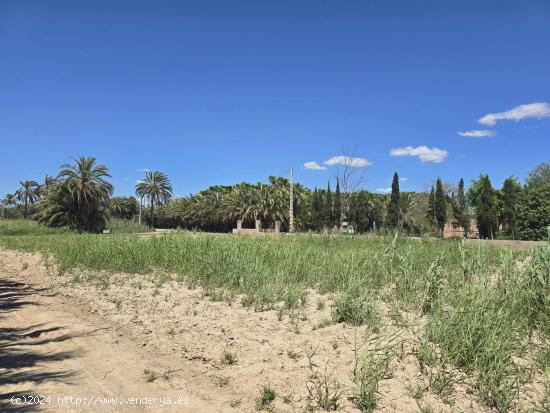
426, 243, 549, 411
0, 228, 547, 411
0, 219, 74, 236
107, 218, 151, 234
0, 232, 510, 305
0, 218, 150, 236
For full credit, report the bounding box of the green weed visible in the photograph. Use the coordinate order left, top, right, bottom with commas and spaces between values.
255, 385, 276, 411
220, 350, 238, 366
351, 346, 393, 412
304, 345, 343, 411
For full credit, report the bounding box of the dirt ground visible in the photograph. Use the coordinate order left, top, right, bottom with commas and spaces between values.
408, 236, 544, 251
0, 248, 544, 412
463, 238, 544, 250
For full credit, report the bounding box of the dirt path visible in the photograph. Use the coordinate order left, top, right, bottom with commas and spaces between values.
0, 252, 227, 413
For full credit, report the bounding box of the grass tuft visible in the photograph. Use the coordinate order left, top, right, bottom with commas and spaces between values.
220, 350, 238, 366
255, 385, 276, 411
332, 292, 381, 330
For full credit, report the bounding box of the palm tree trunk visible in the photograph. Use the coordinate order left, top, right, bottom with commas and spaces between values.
138, 196, 143, 225
150, 200, 154, 229
24, 198, 28, 219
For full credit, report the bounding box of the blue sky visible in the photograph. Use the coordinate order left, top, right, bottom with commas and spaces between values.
1, 0, 549, 197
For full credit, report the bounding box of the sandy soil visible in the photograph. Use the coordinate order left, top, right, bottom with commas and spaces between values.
407, 237, 544, 251
463, 238, 544, 250
0, 248, 544, 412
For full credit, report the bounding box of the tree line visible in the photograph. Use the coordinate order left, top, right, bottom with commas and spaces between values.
1, 156, 549, 240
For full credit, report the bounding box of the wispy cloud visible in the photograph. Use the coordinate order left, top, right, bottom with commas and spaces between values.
375, 187, 392, 194
137, 168, 150, 172
458, 129, 496, 138
303, 161, 327, 170
385, 177, 408, 183
323, 156, 372, 168
478, 102, 550, 126
390, 146, 448, 163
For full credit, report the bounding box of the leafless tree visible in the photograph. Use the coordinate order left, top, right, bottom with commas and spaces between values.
334, 148, 370, 220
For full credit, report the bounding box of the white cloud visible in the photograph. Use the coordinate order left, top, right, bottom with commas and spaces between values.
137, 168, 150, 172
478, 102, 550, 126
457, 129, 496, 138
390, 146, 448, 163
323, 156, 372, 168
385, 177, 408, 183
376, 187, 392, 194
303, 161, 327, 170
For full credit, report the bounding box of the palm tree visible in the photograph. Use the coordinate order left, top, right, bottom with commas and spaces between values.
135, 171, 173, 228
16, 180, 39, 218
222, 184, 257, 224
38, 175, 58, 197
1, 193, 17, 219
252, 183, 275, 224
398, 192, 416, 233
58, 156, 113, 230
186, 188, 230, 231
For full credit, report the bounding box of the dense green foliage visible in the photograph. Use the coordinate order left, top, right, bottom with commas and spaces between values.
2, 159, 549, 239
517, 184, 550, 241
108, 196, 139, 220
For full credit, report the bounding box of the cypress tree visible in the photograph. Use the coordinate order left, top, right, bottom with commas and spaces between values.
334, 178, 342, 224
477, 175, 498, 239
387, 172, 400, 228
311, 188, 322, 230
348, 190, 370, 232
426, 185, 435, 227
501, 177, 521, 239
434, 178, 447, 234
467, 174, 500, 239
454, 178, 470, 236
323, 182, 333, 227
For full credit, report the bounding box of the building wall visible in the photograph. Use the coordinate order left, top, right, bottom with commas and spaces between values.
443, 220, 478, 239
